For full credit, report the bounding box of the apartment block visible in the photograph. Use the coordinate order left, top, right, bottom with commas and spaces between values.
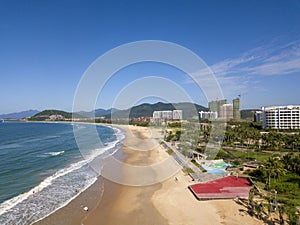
262, 105, 300, 129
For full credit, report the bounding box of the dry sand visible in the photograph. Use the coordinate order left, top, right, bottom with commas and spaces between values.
151, 163, 265, 225
211, 200, 265, 225
37, 124, 265, 225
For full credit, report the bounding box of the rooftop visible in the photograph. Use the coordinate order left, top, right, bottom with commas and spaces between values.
189, 176, 252, 200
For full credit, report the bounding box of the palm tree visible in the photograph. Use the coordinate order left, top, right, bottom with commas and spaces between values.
286, 205, 299, 225
278, 204, 285, 225
264, 157, 286, 190
248, 188, 255, 216
260, 202, 265, 219
273, 159, 286, 180
283, 153, 294, 171
267, 198, 272, 218
255, 202, 264, 220
283, 154, 300, 175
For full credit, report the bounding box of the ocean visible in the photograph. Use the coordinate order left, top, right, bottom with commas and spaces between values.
0, 122, 124, 224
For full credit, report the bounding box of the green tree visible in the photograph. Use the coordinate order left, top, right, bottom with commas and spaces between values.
255, 202, 264, 220
286, 205, 299, 225
264, 157, 286, 190
283, 153, 300, 175
248, 188, 255, 216
278, 204, 285, 225
267, 198, 272, 219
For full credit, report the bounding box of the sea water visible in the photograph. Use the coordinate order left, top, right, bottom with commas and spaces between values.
0, 122, 124, 224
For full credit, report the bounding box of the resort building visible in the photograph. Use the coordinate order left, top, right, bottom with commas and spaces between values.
172, 110, 183, 120
153, 111, 163, 119
49, 114, 65, 121
262, 105, 300, 129
162, 111, 173, 120
152, 110, 183, 121
199, 111, 218, 120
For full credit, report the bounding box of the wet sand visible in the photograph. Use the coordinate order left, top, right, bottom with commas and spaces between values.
36, 125, 265, 225
82, 125, 169, 225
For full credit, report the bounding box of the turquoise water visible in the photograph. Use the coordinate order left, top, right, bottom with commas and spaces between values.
0, 122, 123, 224
202, 163, 233, 175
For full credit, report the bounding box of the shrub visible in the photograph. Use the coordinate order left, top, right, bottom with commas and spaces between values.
249, 168, 265, 180
182, 168, 194, 174
166, 148, 174, 155
270, 182, 298, 194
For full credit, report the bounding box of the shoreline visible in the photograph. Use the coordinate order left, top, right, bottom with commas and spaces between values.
35, 124, 169, 225
82, 125, 169, 225
33, 123, 127, 225
0, 121, 118, 224
35, 124, 265, 225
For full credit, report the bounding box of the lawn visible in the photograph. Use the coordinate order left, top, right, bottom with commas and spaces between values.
227, 150, 275, 162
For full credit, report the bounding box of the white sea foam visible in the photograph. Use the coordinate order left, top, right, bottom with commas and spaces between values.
0, 156, 88, 217
0, 125, 125, 224
46, 151, 65, 156
112, 126, 126, 142
31, 175, 99, 225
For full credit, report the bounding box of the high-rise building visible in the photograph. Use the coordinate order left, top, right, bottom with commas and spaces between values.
207, 98, 240, 120
233, 98, 241, 120
208, 101, 218, 112
262, 105, 300, 129
219, 104, 233, 119
208, 99, 227, 116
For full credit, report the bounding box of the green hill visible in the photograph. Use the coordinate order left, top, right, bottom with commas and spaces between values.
29, 110, 81, 121
27, 102, 208, 121
109, 102, 207, 119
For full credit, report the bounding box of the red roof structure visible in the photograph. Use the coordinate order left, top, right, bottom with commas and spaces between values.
189, 176, 252, 200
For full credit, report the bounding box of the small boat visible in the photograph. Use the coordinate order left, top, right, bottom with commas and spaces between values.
0, 119, 4, 123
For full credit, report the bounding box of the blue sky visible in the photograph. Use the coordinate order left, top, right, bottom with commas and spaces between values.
1, 0, 300, 114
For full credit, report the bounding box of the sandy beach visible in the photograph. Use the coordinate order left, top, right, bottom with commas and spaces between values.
36, 124, 265, 225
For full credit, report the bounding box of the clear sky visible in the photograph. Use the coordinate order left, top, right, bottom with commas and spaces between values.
1, 0, 300, 114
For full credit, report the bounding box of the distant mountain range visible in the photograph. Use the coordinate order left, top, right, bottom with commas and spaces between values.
0, 110, 40, 119
77, 108, 113, 118
76, 102, 207, 119
108, 102, 207, 119
2, 104, 254, 121
26, 102, 208, 121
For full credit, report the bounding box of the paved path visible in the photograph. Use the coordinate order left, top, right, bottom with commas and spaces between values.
162, 141, 224, 182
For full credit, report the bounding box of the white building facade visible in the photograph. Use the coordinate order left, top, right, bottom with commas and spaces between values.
262, 105, 300, 129
153, 110, 182, 121
153, 111, 163, 119
172, 110, 183, 120
162, 111, 173, 120
199, 111, 218, 120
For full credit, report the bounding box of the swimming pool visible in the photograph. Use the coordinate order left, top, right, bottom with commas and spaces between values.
201, 161, 233, 174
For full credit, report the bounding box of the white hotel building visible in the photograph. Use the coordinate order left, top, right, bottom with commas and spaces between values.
153, 110, 183, 121
262, 105, 300, 129
199, 111, 218, 120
